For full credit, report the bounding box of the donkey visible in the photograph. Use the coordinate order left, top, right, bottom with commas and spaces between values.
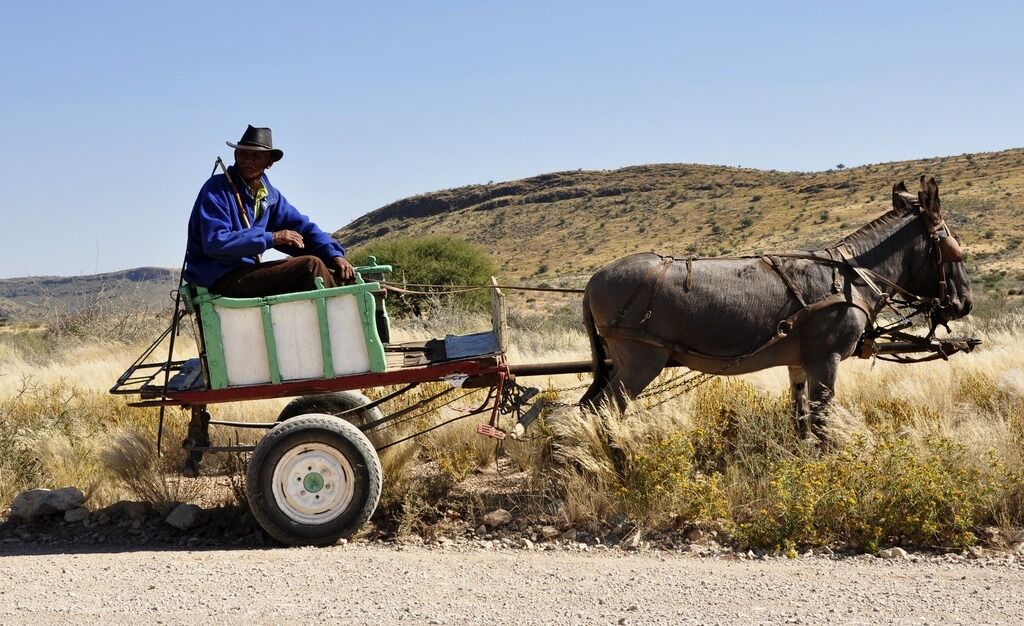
580, 176, 972, 441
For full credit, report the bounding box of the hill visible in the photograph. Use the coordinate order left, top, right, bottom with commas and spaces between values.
0, 267, 179, 324
3, 149, 1022, 324
335, 149, 1024, 297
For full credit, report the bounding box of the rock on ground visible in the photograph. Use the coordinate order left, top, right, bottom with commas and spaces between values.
879, 547, 909, 560
9, 488, 85, 521
165, 504, 203, 531
482, 508, 513, 528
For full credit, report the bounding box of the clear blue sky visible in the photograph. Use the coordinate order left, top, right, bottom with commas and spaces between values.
1, 1, 1021, 278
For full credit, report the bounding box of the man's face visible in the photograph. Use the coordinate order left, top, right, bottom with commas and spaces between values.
234, 149, 274, 182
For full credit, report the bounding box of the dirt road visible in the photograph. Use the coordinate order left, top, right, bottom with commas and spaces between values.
1, 544, 1022, 625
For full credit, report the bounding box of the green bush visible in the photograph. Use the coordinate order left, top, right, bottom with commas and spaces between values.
735, 435, 1006, 552
347, 237, 498, 316
617, 432, 728, 526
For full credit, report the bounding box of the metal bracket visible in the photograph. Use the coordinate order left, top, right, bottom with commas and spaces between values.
476, 424, 506, 440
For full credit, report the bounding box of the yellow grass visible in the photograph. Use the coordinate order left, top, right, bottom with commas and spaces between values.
2, 304, 1022, 551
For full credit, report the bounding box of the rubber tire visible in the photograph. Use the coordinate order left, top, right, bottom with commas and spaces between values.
277, 391, 386, 447
246, 414, 382, 546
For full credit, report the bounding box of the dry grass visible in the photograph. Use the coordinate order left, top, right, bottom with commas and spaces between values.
100, 430, 204, 514
2, 299, 1023, 552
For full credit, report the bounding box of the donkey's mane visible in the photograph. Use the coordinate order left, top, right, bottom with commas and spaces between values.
834, 197, 919, 253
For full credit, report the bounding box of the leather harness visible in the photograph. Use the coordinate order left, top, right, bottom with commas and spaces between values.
595, 216, 960, 367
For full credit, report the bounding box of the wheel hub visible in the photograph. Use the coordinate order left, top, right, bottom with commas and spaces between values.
303, 472, 325, 493
271, 443, 356, 525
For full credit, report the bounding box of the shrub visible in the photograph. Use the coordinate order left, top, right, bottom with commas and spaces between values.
735, 435, 1006, 552
100, 430, 202, 514
348, 237, 497, 316
616, 432, 728, 526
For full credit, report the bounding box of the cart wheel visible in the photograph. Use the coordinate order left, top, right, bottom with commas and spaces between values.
277, 391, 385, 447
246, 414, 382, 546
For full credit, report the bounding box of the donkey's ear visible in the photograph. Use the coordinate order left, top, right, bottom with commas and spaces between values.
918, 175, 941, 216
892, 181, 913, 211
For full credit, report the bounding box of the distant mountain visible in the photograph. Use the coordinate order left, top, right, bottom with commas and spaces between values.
334, 148, 1024, 296
0, 267, 180, 323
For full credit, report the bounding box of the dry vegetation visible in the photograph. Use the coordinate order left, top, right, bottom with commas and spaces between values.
2, 292, 1023, 553
3, 149, 1023, 550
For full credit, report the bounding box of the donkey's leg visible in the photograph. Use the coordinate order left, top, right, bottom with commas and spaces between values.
798, 306, 866, 446
596, 340, 671, 412
590, 341, 671, 476
580, 370, 611, 407
805, 353, 841, 443
788, 366, 812, 439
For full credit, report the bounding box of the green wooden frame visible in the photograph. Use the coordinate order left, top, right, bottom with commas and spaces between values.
181, 262, 392, 390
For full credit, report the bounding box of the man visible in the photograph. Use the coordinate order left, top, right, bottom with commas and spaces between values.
183, 125, 355, 297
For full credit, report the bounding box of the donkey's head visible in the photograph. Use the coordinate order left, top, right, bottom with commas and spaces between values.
891, 176, 972, 322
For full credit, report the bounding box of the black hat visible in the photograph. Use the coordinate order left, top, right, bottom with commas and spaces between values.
227, 125, 284, 162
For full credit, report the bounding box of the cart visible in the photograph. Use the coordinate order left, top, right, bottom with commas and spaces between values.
111, 258, 981, 547
110, 259, 548, 546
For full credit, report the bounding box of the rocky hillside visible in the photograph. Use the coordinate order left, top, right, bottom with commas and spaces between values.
0, 267, 179, 324
335, 149, 1024, 297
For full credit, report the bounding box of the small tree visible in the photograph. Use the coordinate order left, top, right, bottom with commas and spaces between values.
347, 236, 498, 316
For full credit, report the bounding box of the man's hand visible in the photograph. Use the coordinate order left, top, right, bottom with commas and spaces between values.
332, 256, 356, 283
272, 230, 305, 248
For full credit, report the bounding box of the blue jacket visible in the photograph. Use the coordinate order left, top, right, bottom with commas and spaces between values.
183, 166, 345, 287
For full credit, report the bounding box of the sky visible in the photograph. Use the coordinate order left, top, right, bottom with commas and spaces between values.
1, 1, 1021, 278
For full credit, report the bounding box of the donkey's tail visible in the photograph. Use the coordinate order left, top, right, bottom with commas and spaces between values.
579, 288, 611, 406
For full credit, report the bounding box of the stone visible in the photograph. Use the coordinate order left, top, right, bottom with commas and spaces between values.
540, 525, 561, 539
64, 507, 89, 524
482, 509, 513, 528
879, 547, 909, 560
165, 504, 203, 531
10, 488, 85, 520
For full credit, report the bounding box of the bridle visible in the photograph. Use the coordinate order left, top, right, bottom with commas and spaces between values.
923, 216, 963, 309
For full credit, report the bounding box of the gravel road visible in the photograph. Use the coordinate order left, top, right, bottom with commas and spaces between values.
2, 543, 1022, 625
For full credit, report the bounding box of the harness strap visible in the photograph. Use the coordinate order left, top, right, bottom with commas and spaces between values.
826, 248, 842, 293
835, 243, 884, 298
640, 256, 675, 327
761, 255, 808, 309
597, 291, 875, 367
611, 255, 675, 327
